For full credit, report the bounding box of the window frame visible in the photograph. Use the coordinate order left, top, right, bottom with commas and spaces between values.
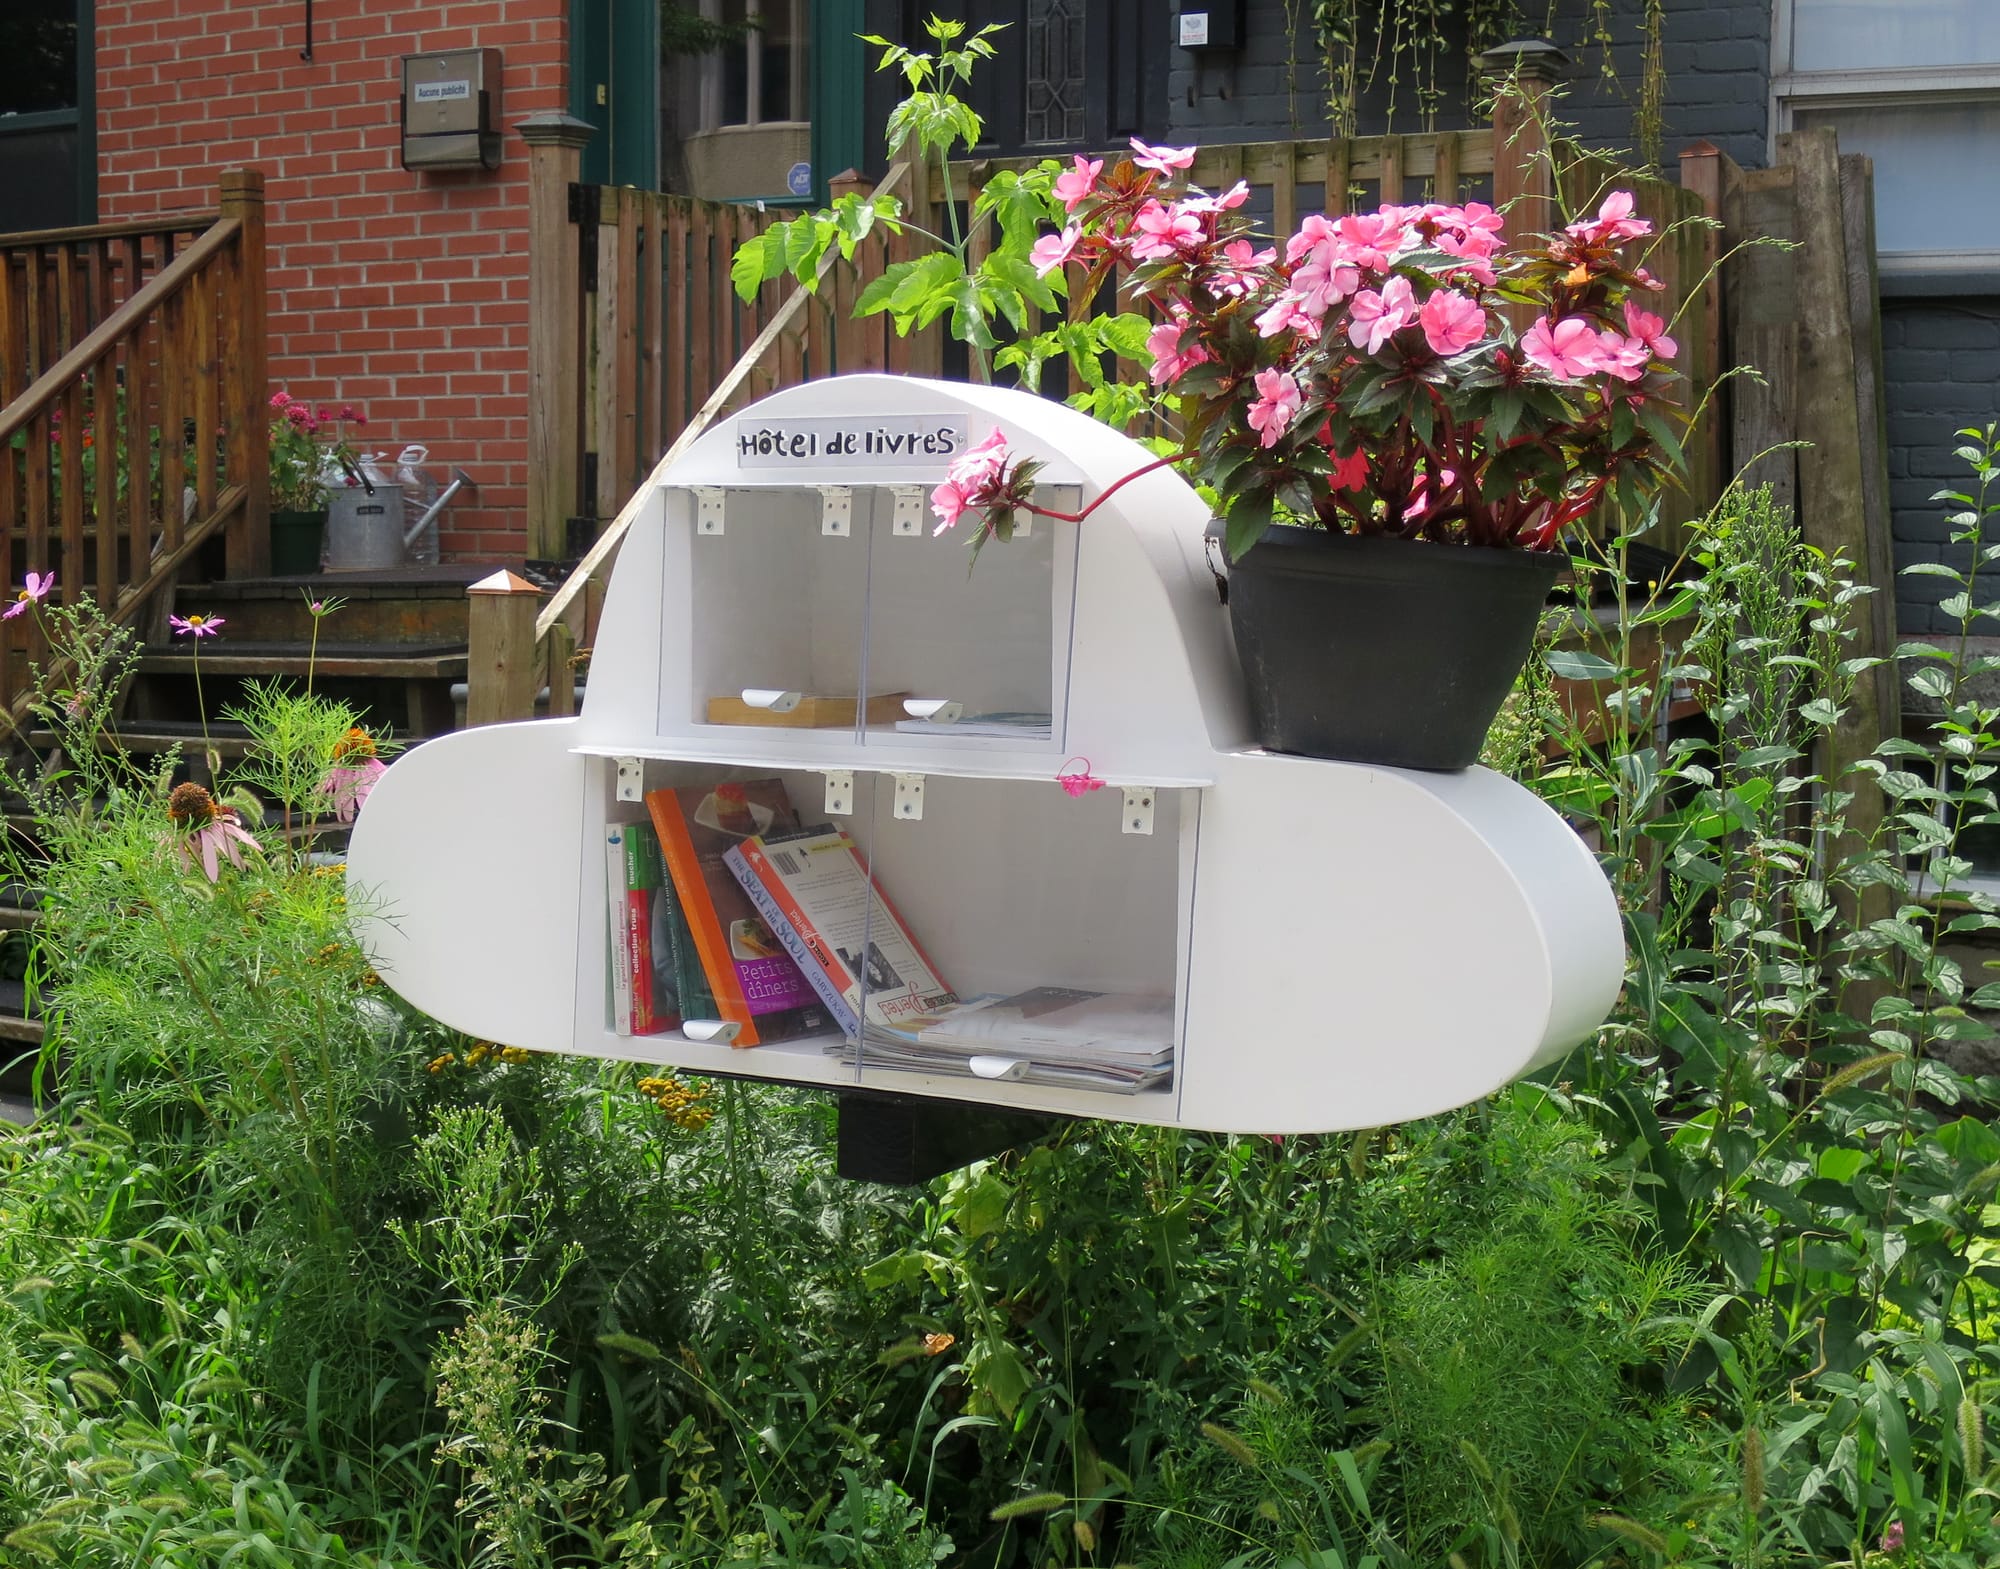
1771, 0, 2000, 275
699, 0, 810, 132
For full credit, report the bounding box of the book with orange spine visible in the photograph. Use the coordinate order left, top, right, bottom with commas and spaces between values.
644, 781, 831, 1046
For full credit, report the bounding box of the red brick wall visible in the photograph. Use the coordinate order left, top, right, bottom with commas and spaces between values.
96, 0, 569, 562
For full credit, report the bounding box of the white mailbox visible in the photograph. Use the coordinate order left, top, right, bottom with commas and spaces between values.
347, 376, 1624, 1134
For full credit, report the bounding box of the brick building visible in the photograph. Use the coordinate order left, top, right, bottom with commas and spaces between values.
89, 0, 569, 561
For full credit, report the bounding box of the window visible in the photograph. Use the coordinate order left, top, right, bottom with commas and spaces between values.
1774, 0, 2000, 273
706, 0, 808, 129
1024, 0, 1086, 145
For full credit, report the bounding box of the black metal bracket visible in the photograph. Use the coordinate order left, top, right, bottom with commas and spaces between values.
300, 0, 314, 62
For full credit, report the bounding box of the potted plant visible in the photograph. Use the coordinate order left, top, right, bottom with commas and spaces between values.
268, 392, 367, 575
932, 143, 1687, 769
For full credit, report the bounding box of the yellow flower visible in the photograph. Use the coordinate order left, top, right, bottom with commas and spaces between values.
499, 1046, 531, 1064
427, 1053, 456, 1074
464, 1044, 490, 1067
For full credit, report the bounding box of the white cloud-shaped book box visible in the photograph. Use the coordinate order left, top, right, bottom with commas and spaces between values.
349, 375, 1623, 1134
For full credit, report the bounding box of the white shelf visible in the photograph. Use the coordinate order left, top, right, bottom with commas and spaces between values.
569, 738, 1217, 790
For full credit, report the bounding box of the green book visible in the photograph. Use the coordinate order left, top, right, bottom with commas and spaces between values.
645, 829, 716, 1024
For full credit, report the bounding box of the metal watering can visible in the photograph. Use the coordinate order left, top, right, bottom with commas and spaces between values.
324, 452, 476, 570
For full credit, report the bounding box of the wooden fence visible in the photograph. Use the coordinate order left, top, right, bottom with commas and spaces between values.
0, 170, 269, 723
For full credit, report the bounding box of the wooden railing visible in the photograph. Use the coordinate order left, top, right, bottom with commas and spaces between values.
0, 170, 268, 725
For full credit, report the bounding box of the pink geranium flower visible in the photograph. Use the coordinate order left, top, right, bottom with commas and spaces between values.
1030, 224, 1083, 278
1053, 155, 1103, 212
1245, 369, 1302, 449
1419, 289, 1486, 356
1521, 315, 1606, 379
2, 571, 54, 620
1347, 276, 1417, 355
1129, 137, 1197, 174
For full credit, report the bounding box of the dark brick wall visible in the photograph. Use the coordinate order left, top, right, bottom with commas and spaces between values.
1883, 299, 2000, 635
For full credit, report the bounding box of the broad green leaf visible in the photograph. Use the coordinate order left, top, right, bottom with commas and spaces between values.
1543, 649, 1619, 681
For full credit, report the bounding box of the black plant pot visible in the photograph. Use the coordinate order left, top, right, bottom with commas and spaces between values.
1222, 525, 1567, 770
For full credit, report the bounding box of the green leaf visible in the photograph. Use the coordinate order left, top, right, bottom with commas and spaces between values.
1224, 489, 1275, 562
730, 232, 773, 303
1543, 649, 1619, 681
953, 1172, 1012, 1238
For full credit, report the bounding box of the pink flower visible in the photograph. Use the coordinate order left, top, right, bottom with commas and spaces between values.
1567, 190, 1652, 245
1146, 319, 1210, 386
1596, 329, 1652, 383
1254, 291, 1322, 342
1623, 300, 1677, 360
930, 430, 1013, 535
1347, 275, 1417, 355
1053, 155, 1103, 212
1330, 448, 1369, 491
1880, 1520, 1904, 1554
167, 782, 261, 883
1128, 200, 1204, 261
1183, 180, 1250, 215
339, 403, 358, 421
1129, 137, 1197, 174
169, 613, 225, 638
1030, 224, 1083, 278
1419, 288, 1486, 356
1245, 369, 1302, 449
1333, 211, 1412, 271
2, 571, 54, 620
268, 390, 292, 410
1521, 315, 1606, 380
1208, 238, 1275, 298
1287, 216, 1362, 315
319, 756, 387, 823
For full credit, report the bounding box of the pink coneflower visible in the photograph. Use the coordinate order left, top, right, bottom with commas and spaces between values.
167, 782, 261, 882
169, 613, 225, 637
318, 727, 387, 823
2, 572, 54, 620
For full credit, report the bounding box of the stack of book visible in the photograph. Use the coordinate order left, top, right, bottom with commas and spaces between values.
610, 775, 1175, 1094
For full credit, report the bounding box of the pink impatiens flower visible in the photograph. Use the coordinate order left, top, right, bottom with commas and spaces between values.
2, 571, 54, 620
1521, 315, 1606, 380
1333, 211, 1412, 271
1254, 291, 1323, 342
1347, 275, 1417, 355
1245, 369, 1302, 449
1030, 224, 1083, 278
1419, 289, 1486, 356
1146, 318, 1210, 387
1129, 137, 1197, 174
1053, 155, 1103, 212
1207, 238, 1276, 298
1567, 190, 1652, 245
1622, 300, 1677, 361
1128, 200, 1204, 261
930, 429, 1013, 535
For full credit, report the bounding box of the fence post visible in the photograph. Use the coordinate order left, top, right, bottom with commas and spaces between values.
520, 113, 594, 563
218, 169, 269, 578
1482, 40, 1564, 330
466, 569, 544, 725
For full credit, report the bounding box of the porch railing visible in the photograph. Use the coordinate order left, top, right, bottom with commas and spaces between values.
0, 170, 269, 726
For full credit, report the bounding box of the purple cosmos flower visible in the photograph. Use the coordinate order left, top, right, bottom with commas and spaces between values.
170, 613, 225, 638
3, 571, 54, 620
